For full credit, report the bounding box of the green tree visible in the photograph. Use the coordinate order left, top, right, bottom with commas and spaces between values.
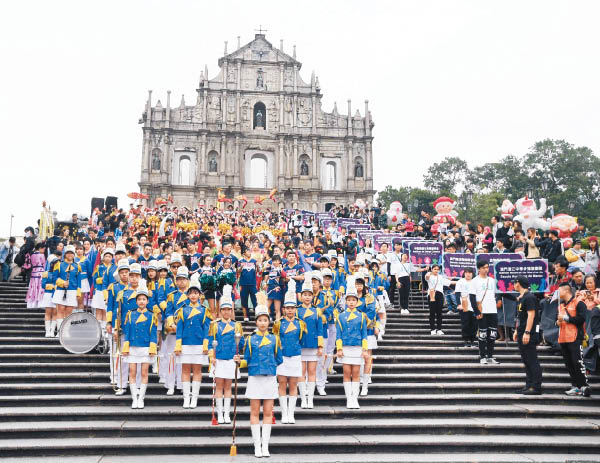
461, 191, 504, 225
423, 156, 470, 195
375, 186, 411, 210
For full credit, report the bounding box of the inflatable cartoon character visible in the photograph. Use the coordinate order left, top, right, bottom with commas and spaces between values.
386, 201, 403, 227
498, 199, 515, 220
433, 196, 458, 224
550, 213, 578, 239
512, 196, 550, 230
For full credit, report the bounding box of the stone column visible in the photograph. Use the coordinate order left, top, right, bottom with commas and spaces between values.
364, 100, 370, 137
166, 91, 171, 129
279, 64, 284, 92
234, 136, 240, 178
347, 99, 352, 137
311, 95, 316, 134
278, 137, 285, 178
236, 92, 241, 131
346, 140, 354, 189
311, 138, 319, 180
366, 140, 373, 181
202, 89, 208, 129
293, 138, 298, 176
220, 136, 226, 174
221, 90, 227, 130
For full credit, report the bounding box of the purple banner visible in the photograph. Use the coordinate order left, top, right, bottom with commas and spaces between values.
409, 242, 443, 267
402, 238, 426, 254
494, 259, 549, 293
443, 253, 476, 278
348, 224, 372, 232
358, 230, 380, 247
320, 218, 337, 229
476, 253, 522, 278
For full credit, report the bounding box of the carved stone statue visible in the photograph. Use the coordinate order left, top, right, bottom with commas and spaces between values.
284, 97, 293, 125
256, 110, 264, 128
208, 156, 218, 173
355, 162, 363, 178
256, 68, 264, 89
300, 159, 309, 176
152, 152, 161, 170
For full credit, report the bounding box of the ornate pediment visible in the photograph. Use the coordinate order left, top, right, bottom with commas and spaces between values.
218, 34, 300, 68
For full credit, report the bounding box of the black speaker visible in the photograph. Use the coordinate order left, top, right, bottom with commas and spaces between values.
91, 197, 104, 215
105, 196, 118, 212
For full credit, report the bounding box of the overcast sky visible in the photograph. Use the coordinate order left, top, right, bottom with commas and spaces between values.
1, 0, 599, 237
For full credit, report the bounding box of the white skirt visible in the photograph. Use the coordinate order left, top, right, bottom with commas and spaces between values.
41, 292, 55, 309
52, 289, 77, 307
128, 346, 151, 364
245, 375, 278, 400
176, 344, 209, 365
276, 355, 302, 377
367, 335, 378, 350
80, 279, 90, 293
214, 358, 240, 379
301, 348, 318, 362
91, 290, 106, 310
336, 345, 365, 365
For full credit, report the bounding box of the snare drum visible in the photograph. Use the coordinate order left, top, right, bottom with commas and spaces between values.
59, 311, 102, 354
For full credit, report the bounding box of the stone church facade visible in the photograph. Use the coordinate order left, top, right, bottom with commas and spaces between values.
138, 33, 374, 211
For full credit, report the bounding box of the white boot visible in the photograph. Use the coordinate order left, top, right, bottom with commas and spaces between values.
55, 318, 63, 337
251, 424, 262, 458
223, 397, 231, 424
287, 396, 297, 424
343, 382, 352, 409
130, 384, 139, 409
298, 382, 307, 409
307, 382, 316, 409
190, 381, 200, 409
216, 397, 224, 424
279, 395, 289, 424
261, 424, 271, 457
351, 382, 360, 409
44, 321, 51, 337
49, 320, 57, 337
182, 382, 191, 409
166, 387, 174, 395
360, 374, 370, 396
138, 383, 147, 409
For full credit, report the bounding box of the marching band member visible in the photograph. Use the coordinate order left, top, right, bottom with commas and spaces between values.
355, 269, 378, 397
154, 259, 175, 384
162, 265, 190, 395
51, 245, 82, 334
272, 280, 305, 424
207, 285, 243, 422
234, 292, 283, 458
74, 243, 92, 309
317, 268, 339, 394
369, 259, 389, 340
91, 248, 114, 332
174, 273, 211, 409
121, 283, 157, 409
297, 272, 324, 409
112, 262, 145, 394
105, 258, 129, 388
336, 276, 368, 409
199, 254, 218, 317
238, 246, 259, 321
41, 254, 59, 337
265, 254, 286, 320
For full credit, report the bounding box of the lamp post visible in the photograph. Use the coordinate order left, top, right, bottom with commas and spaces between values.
9, 214, 13, 238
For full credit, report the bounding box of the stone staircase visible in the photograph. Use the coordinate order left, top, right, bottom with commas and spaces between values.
0, 281, 599, 462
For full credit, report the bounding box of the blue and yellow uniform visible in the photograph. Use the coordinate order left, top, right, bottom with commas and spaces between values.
174, 301, 212, 352
335, 306, 368, 350
297, 304, 324, 349
239, 331, 283, 375
207, 318, 244, 360
357, 291, 379, 337
370, 270, 390, 298
51, 260, 82, 294
164, 288, 189, 329
152, 277, 176, 316
272, 317, 305, 357
105, 278, 127, 325
114, 285, 149, 331
122, 308, 158, 355
41, 259, 57, 295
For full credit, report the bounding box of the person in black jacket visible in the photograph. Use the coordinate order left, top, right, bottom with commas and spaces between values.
544, 230, 563, 263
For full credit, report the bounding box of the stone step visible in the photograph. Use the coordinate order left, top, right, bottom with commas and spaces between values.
0, 371, 576, 384
3, 404, 599, 423
0, 417, 598, 440
0, 433, 599, 457
0, 381, 585, 397
0, 393, 596, 408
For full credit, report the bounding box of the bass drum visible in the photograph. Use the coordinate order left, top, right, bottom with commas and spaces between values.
59, 311, 102, 354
